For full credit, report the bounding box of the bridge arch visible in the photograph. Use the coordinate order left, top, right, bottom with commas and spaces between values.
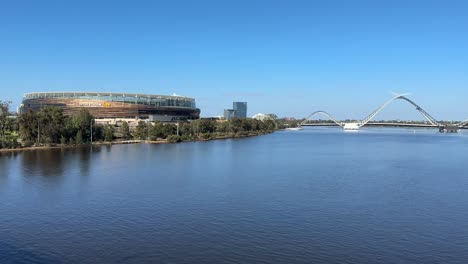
359, 95, 441, 127
456, 119, 468, 128
301, 95, 443, 130
301, 111, 344, 127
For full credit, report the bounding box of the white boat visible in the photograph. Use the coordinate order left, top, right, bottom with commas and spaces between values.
343, 123, 360, 131
285, 127, 304, 131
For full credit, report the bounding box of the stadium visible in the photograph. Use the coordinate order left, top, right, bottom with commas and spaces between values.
20, 92, 200, 121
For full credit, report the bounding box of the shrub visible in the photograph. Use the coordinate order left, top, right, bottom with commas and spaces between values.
166, 135, 181, 143
180, 134, 192, 141
23, 140, 35, 147
200, 133, 212, 140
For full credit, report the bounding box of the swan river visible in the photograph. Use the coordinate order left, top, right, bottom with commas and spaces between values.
1, 127, 467, 263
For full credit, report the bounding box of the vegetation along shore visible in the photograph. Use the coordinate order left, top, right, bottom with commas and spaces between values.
0, 100, 295, 152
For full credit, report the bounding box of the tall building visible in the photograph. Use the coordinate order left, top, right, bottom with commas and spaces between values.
233, 102, 247, 118
224, 109, 236, 120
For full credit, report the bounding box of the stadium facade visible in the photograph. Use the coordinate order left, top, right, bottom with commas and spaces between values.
20, 92, 200, 121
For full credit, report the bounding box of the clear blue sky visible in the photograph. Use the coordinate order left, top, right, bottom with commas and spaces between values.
1, 0, 467, 120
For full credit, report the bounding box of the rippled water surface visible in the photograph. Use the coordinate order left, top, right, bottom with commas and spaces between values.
1, 128, 468, 264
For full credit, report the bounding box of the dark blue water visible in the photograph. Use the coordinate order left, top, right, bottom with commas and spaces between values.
1, 128, 468, 264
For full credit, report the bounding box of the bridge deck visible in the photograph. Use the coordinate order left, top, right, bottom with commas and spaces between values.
302, 123, 467, 129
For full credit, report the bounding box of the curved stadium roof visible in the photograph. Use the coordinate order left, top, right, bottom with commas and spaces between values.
23, 92, 197, 108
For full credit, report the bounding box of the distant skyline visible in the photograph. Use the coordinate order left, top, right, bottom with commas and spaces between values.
1, 0, 468, 120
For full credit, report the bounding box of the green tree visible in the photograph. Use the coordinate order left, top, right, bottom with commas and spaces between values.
104, 125, 114, 142
148, 121, 163, 140
263, 119, 276, 131
120, 121, 130, 139
148, 122, 177, 140
216, 121, 231, 134
71, 109, 93, 143
179, 122, 193, 140
36, 106, 66, 144
267, 114, 278, 120
162, 123, 177, 138
0, 101, 12, 145
241, 118, 252, 132
75, 130, 83, 144
230, 118, 244, 133
18, 110, 39, 145
191, 119, 216, 135
133, 121, 147, 140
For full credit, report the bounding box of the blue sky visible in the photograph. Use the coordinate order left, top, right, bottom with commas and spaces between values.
1, 0, 468, 120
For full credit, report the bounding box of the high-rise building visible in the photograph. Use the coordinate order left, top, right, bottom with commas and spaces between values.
224, 109, 237, 120
233, 102, 247, 118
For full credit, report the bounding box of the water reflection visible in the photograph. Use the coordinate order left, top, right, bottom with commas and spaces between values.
19, 146, 101, 179
21, 149, 66, 178
73, 147, 91, 176
0, 152, 19, 182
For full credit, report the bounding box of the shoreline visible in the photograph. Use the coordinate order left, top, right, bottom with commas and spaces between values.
0, 131, 273, 153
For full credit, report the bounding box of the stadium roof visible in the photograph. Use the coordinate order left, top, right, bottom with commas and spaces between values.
23, 92, 194, 100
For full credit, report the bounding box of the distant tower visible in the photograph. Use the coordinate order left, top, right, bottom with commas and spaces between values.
224, 109, 237, 120
233, 102, 247, 118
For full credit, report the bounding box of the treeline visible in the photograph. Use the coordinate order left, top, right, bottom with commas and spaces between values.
132, 117, 277, 143
1, 101, 20, 149
1, 103, 111, 148
0, 102, 279, 149
18, 106, 96, 146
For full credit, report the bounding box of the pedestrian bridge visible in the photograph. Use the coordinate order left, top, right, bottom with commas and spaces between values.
301, 94, 467, 132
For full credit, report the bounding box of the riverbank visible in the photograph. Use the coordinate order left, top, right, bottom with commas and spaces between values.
0, 131, 273, 153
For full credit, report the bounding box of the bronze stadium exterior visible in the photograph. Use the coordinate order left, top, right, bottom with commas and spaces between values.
20, 92, 200, 121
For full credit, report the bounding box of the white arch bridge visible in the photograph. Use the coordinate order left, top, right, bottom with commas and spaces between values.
301, 94, 466, 132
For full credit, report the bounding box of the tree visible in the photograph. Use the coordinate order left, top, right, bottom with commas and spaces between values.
148, 122, 177, 140
192, 119, 216, 135
36, 106, 66, 144
162, 123, 177, 138
104, 125, 114, 142
18, 110, 39, 145
148, 121, 164, 140
179, 122, 193, 140
263, 119, 276, 131
0, 101, 12, 145
133, 121, 147, 140
230, 118, 244, 133
75, 130, 83, 144
241, 118, 252, 132
121, 121, 130, 139
267, 114, 278, 120
71, 109, 93, 143
216, 121, 231, 134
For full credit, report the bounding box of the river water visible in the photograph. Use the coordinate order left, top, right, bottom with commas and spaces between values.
1, 128, 467, 264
